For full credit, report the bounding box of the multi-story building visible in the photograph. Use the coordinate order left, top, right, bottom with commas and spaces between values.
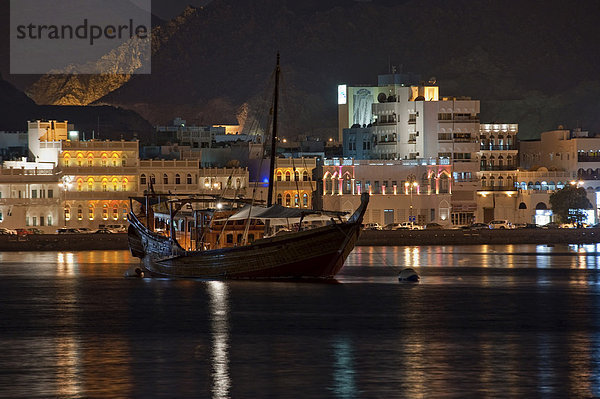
0, 162, 62, 231
155, 118, 225, 149
475, 123, 520, 222
272, 157, 317, 209
59, 140, 139, 229
339, 74, 481, 225
139, 159, 248, 198
321, 158, 452, 226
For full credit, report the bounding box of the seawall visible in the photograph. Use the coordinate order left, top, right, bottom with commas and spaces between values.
2, 228, 600, 252
356, 228, 600, 246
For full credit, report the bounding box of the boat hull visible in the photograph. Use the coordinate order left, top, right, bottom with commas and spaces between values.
128, 193, 369, 279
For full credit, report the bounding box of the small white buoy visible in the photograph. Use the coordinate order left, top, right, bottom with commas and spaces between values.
124, 267, 145, 278
399, 268, 420, 283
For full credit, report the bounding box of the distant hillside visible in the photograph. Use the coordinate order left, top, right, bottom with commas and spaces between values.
6, 0, 600, 139
0, 75, 153, 140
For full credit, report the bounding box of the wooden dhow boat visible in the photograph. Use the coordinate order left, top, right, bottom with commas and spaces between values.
127, 193, 368, 279
127, 53, 369, 279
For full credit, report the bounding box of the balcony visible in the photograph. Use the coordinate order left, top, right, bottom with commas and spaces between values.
577, 155, 600, 163
478, 186, 518, 192
62, 166, 139, 175
479, 164, 518, 171
480, 145, 518, 151
64, 191, 135, 200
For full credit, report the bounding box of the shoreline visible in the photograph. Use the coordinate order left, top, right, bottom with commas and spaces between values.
1, 228, 600, 252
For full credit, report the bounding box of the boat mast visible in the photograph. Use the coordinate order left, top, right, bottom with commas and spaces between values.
267, 52, 280, 207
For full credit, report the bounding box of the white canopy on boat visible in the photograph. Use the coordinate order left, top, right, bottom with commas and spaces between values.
215, 204, 348, 225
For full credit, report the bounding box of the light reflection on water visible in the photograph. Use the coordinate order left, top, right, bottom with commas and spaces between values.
1, 247, 600, 397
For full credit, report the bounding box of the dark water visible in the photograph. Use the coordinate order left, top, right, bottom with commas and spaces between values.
2, 245, 600, 398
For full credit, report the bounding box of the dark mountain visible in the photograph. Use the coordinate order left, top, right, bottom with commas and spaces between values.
10, 0, 600, 139
0, 74, 153, 140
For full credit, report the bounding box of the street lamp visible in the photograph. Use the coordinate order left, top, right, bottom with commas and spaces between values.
405, 174, 418, 225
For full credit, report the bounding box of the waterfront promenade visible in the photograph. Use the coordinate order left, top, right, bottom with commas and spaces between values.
1, 228, 600, 251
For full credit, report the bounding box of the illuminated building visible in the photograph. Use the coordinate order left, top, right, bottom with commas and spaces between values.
139, 159, 248, 198
519, 127, 600, 223
272, 158, 316, 208
59, 139, 139, 229
475, 123, 520, 223
321, 158, 452, 226
339, 73, 480, 225
0, 161, 61, 231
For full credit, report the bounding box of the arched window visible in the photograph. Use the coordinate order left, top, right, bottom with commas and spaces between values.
112, 154, 119, 166
77, 206, 83, 220
440, 174, 450, 193
285, 193, 291, 207
102, 204, 108, 220
150, 174, 155, 184
140, 174, 146, 185
163, 174, 169, 185
175, 174, 181, 184
277, 194, 282, 205
112, 178, 118, 191
77, 179, 83, 192
236, 178, 241, 189
187, 174, 192, 185
88, 205, 94, 220
276, 171, 282, 181
102, 178, 108, 192
64, 206, 71, 221
122, 178, 128, 191
226, 234, 233, 244
285, 171, 291, 181
122, 206, 128, 220
88, 178, 94, 191
294, 194, 299, 207
112, 206, 119, 220
204, 178, 210, 188
303, 171, 309, 181
302, 193, 308, 207
121, 155, 127, 167
294, 170, 300, 181
63, 154, 71, 167
101, 154, 108, 167
77, 153, 83, 166
87, 155, 93, 166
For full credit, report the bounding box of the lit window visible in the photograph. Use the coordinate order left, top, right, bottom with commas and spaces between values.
77, 207, 83, 220
64, 206, 71, 221
113, 207, 119, 220
102, 205, 108, 220
88, 205, 94, 220
88, 179, 93, 191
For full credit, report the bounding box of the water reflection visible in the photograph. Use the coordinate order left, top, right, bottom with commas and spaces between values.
208, 281, 231, 399
331, 336, 356, 398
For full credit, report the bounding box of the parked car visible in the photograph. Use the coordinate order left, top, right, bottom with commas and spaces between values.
542, 222, 560, 229
488, 220, 513, 229
515, 223, 540, 229
425, 223, 443, 230
27, 228, 43, 234
399, 222, 424, 230
56, 228, 80, 234
363, 223, 382, 230
0, 227, 16, 235
384, 223, 403, 230
93, 228, 114, 234
468, 223, 489, 230
77, 228, 93, 233
14, 228, 32, 237
105, 224, 127, 232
